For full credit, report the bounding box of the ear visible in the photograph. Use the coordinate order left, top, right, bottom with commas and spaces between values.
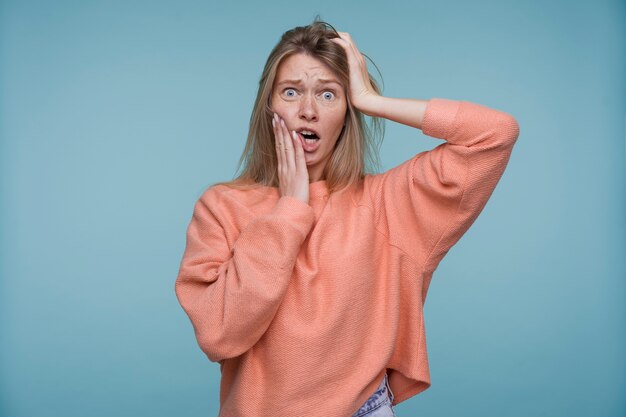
268, 94, 273, 111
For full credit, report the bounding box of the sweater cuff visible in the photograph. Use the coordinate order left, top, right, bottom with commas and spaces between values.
422, 98, 461, 140
271, 196, 316, 236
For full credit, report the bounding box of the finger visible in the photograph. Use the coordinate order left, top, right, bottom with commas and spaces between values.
340, 32, 355, 48
330, 36, 348, 50
273, 113, 285, 177
335, 32, 355, 50
278, 117, 287, 178
331, 35, 362, 65
280, 118, 296, 175
345, 36, 364, 66
292, 129, 307, 176
334, 34, 370, 82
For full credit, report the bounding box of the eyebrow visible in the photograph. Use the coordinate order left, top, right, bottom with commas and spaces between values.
276, 78, 342, 87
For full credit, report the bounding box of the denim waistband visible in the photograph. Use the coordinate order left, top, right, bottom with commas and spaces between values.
351, 373, 394, 417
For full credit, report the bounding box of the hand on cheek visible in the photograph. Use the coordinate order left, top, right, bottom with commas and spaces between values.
272, 113, 310, 204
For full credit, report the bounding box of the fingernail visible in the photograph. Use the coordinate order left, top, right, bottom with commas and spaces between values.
272, 118, 275, 127
292, 130, 297, 140
280, 119, 285, 127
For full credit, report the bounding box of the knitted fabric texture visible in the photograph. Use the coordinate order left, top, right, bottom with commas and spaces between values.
175, 98, 520, 417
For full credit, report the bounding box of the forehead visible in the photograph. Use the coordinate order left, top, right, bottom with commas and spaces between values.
274, 53, 341, 85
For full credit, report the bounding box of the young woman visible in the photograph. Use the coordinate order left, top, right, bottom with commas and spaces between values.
175, 20, 520, 417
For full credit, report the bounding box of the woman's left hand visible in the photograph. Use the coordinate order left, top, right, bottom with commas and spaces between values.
331, 32, 380, 113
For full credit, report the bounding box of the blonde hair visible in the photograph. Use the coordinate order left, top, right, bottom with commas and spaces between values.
210, 18, 384, 196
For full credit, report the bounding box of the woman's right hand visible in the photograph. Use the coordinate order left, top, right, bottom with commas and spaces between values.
272, 113, 310, 205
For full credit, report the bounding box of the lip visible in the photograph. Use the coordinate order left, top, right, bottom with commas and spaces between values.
295, 127, 321, 153
296, 132, 321, 153
296, 127, 321, 138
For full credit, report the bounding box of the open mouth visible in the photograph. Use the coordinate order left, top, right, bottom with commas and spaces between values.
299, 130, 320, 142
296, 129, 321, 152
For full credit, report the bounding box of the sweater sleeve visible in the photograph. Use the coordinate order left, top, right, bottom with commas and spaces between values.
174, 190, 315, 363
367, 98, 520, 288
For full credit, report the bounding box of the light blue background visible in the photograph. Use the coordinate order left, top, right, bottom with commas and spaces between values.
1, 0, 624, 416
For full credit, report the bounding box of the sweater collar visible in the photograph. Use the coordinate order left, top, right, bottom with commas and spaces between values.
309, 179, 329, 199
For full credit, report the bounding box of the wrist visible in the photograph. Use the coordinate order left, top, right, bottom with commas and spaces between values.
353, 93, 385, 117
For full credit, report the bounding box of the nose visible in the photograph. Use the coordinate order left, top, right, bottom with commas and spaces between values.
298, 94, 318, 122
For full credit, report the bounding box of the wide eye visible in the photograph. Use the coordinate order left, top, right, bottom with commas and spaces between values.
284, 88, 296, 98
322, 91, 335, 100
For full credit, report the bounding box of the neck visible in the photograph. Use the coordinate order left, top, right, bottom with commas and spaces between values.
308, 168, 325, 183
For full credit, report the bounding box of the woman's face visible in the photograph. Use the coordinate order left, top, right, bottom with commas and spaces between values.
270, 53, 347, 182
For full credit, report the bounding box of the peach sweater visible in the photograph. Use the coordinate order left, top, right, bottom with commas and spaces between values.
175, 98, 520, 417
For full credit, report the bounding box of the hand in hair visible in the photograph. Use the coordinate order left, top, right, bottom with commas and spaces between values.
332, 31, 429, 129
330, 32, 380, 113
272, 112, 310, 204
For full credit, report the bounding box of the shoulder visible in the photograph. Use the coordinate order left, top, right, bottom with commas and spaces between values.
197, 182, 277, 214
361, 154, 417, 193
